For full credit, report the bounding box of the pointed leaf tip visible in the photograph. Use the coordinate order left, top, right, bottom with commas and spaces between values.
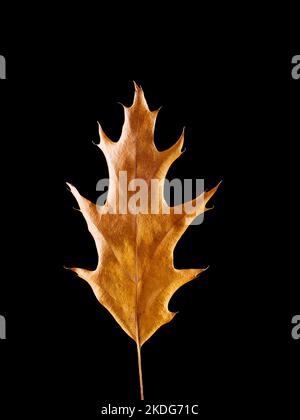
97, 121, 114, 145
133, 80, 142, 91
66, 182, 77, 194
66, 182, 74, 192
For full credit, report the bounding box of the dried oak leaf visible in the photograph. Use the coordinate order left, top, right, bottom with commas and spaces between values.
67, 84, 219, 397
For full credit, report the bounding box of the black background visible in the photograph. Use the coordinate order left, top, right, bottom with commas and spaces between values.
0, 16, 299, 418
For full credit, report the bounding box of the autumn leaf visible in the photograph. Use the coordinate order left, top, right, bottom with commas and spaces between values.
67, 83, 219, 399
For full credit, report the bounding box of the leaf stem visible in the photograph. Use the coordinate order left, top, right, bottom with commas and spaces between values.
136, 343, 144, 400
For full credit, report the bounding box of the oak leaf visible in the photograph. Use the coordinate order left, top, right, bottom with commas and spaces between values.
67, 84, 219, 399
